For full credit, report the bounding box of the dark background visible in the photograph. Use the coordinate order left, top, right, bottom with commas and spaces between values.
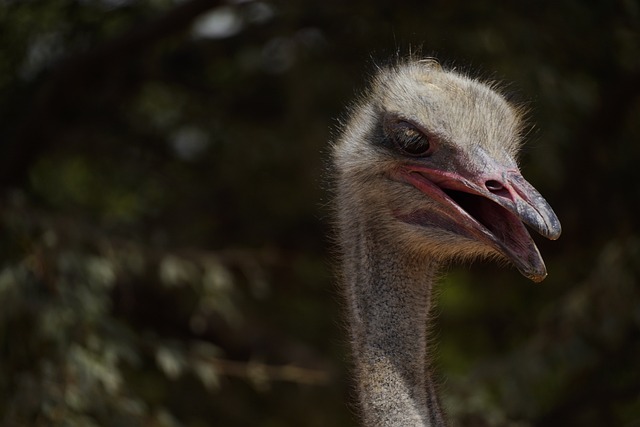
1, 1, 639, 426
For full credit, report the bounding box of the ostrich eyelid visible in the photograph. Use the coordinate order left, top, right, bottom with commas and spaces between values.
383, 116, 435, 157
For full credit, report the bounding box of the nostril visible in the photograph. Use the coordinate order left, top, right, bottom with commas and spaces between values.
486, 179, 511, 198
486, 180, 504, 192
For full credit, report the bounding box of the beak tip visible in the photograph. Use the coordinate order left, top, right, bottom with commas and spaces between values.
546, 217, 562, 240
515, 253, 548, 283
530, 272, 548, 283
521, 267, 547, 283
542, 226, 561, 241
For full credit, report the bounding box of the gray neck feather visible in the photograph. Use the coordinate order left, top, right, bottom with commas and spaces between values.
341, 221, 447, 427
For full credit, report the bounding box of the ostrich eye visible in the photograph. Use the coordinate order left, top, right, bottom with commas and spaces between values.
390, 121, 431, 156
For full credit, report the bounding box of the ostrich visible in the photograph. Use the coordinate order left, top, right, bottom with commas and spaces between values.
332, 59, 561, 426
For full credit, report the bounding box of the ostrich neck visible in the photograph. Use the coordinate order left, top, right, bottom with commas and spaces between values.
343, 225, 447, 427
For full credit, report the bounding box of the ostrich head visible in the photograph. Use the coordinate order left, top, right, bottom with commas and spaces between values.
334, 60, 561, 281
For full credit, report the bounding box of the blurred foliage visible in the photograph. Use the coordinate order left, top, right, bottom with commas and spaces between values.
0, 0, 639, 426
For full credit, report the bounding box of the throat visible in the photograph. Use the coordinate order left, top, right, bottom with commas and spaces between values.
444, 190, 496, 230
343, 235, 446, 426
443, 189, 513, 239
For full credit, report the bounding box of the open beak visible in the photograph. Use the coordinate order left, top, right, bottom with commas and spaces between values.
395, 161, 561, 282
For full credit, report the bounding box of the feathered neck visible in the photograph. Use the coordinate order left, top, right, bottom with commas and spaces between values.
340, 219, 447, 427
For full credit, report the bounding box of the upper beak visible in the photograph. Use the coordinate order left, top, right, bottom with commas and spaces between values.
479, 170, 561, 241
